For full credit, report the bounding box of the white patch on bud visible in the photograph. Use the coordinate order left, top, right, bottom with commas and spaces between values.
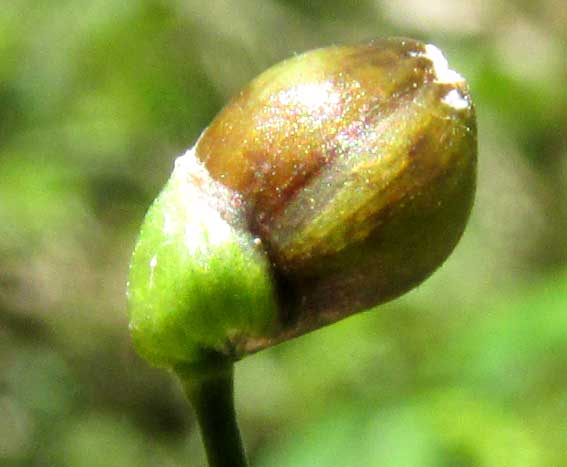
442, 88, 470, 110
424, 43, 465, 84
149, 255, 158, 288
173, 147, 236, 255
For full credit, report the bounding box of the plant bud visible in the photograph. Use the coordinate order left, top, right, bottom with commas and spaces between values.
128, 38, 476, 369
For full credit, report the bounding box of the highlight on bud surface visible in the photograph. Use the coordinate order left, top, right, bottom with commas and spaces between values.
128, 37, 477, 369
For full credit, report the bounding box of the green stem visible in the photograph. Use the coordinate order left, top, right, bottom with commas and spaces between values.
176, 359, 247, 467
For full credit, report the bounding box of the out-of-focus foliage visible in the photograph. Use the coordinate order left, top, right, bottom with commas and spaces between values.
0, 0, 565, 466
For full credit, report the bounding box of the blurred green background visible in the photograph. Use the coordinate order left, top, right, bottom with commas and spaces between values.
1, 0, 566, 466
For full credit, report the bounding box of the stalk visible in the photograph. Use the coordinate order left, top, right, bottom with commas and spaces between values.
176, 360, 247, 467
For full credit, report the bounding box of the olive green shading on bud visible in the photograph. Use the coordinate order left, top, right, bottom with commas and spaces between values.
128, 37, 476, 369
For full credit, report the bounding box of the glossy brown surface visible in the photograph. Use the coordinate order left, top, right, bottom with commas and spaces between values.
198, 39, 440, 224
194, 38, 477, 353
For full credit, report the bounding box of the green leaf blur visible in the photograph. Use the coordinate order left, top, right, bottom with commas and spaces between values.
1, 1, 565, 466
